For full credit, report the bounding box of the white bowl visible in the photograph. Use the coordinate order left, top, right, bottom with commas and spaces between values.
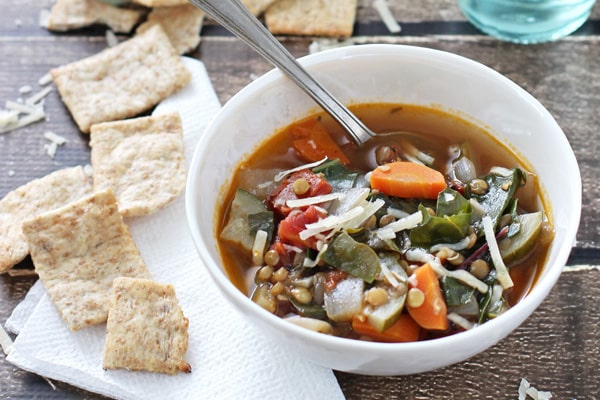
186, 45, 581, 375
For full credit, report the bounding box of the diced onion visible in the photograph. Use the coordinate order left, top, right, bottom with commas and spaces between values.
482, 215, 514, 289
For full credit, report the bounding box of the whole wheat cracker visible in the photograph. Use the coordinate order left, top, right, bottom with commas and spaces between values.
90, 112, 186, 217
0, 166, 92, 273
22, 189, 151, 331
241, 0, 279, 16
51, 24, 191, 133
103, 277, 191, 375
44, 0, 143, 33
136, 5, 205, 55
265, 0, 357, 38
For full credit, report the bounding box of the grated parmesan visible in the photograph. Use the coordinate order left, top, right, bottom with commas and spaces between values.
44, 131, 68, 145
106, 29, 119, 47
518, 378, 553, 400
273, 157, 328, 182
447, 312, 476, 330
18, 85, 32, 95
25, 86, 52, 106
373, 0, 402, 33
286, 192, 345, 209
0, 323, 13, 355
482, 215, 514, 289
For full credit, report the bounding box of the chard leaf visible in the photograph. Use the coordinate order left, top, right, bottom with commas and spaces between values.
312, 159, 358, 191
321, 231, 380, 283
409, 203, 470, 246
289, 297, 327, 320
468, 168, 526, 232
441, 276, 474, 307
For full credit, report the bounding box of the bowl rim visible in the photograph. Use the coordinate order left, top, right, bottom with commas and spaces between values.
186, 44, 582, 359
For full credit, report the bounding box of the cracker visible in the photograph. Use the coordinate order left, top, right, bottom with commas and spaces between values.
103, 277, 191, 375
136, 5, 205, 55
265, 0, 357, 38
51, 25, 191, 133
241, 0, 279, 16
0, 166, 92, 273
131, 0, 187, 7
44, 0, 143, 33
22, 189, 151, 331
90, 112, 186, 217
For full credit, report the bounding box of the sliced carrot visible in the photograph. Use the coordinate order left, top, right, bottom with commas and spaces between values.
351, 313, 421, 343
370, 161, 446, 199
291, 119, 349, 165
407, 263, 448, 331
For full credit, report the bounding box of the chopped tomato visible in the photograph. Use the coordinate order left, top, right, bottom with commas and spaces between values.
268, 169, 331, 216
324, 270, 348, 292
291, 118, 350, 165
278, 205, 327, 250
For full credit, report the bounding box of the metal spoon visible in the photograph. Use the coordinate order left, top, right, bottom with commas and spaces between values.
188, 0, 376, 146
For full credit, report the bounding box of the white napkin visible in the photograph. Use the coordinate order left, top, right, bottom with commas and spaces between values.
6, 57, 345, 400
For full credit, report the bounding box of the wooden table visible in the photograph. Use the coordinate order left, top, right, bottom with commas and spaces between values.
1, 1, 599, 398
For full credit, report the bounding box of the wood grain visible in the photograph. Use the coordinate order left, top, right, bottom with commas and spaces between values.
1, 1, 600, 399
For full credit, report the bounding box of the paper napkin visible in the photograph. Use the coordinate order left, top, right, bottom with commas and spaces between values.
6, 57, 345, 400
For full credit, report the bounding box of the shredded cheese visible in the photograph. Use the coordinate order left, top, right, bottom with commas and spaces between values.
286, 192, 345, 209
251, 229, 269, 266
375, 210, 423, 239
447, 312, 476, 330
0, 323, 13, 355
38, 72, 52, 86
405, 248, 488, 293
299, 206, 364, 241
273, 157, 328, 182
482, 215, 514, 289
105, 29, 119, 47
44, 131, 68, 145
373, 0, 402, 33
25, 86, 52, 105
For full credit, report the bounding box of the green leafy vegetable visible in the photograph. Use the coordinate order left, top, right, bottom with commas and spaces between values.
312, 159, 358, 191
468, 168, 526, 232
440, 276, 475, 307
409, 189, 472, 246
320, 231, 381, 283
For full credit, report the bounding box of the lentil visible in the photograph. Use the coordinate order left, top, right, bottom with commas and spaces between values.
407, 287, 425, 308
293, 178, 310, 195
470, 259, 490, 279
365, 287, 389, 306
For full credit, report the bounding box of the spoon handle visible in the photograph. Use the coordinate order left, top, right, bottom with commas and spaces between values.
189, 0, 374, 146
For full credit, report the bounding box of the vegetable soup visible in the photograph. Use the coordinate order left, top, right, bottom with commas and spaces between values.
216, 103, 554, 342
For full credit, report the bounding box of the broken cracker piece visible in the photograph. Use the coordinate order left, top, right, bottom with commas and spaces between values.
22, 189, 151, 331
241, 0, 279, 16
103, 277, 191, 375
90, 112, 186, 217
44, 0, 143, 33
51, 25, 191, 133
265, 0, 357, 38
0, 166, 92, 273
136, 4, 205, 55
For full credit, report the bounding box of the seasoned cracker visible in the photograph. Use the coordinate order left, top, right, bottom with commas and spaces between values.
0, 166, 92, 273
265, 0, 357, 38
136, 5, 205, 55
22, 189, 151, 331
90, 113, 186, 217
51, 25, 191, 133
103, 277, 191, 375
241, 0, 279, 16
44, 0, 143, 33
131, 0, 187, 7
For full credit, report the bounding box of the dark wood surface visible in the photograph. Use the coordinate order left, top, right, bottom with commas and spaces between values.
1, 1, 599, 399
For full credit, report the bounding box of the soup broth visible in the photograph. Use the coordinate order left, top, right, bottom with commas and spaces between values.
217, 103, 553, 341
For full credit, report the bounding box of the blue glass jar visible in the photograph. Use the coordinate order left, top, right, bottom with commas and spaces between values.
458, 0, 597, 43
